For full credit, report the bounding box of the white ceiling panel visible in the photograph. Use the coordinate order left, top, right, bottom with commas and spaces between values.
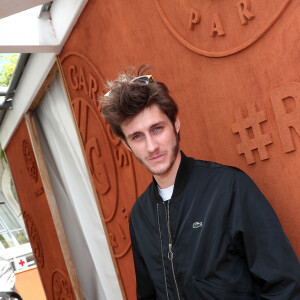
0, 0, 50, 19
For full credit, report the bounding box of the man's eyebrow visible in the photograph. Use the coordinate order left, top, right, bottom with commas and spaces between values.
150, 121, 166, 129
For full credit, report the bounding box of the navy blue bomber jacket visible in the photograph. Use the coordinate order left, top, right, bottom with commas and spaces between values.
129, 152, 300, 299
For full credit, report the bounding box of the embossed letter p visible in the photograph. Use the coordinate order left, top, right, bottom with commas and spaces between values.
189, 8, 200, 30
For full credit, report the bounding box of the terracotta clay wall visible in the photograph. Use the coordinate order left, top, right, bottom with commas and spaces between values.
60, 0, 300, 298
6, 116, 83, 300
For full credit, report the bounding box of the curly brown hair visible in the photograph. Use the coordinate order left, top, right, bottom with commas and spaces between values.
100, 65, 178, 141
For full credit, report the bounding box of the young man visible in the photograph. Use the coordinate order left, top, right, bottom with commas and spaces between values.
101, 68, 300, 299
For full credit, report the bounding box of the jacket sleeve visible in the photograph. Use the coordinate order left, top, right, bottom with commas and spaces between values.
129, 218, 156, 300
229, 171, 300, 299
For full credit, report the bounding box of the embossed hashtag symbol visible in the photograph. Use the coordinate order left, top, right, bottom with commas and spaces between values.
232, 102, 272, 164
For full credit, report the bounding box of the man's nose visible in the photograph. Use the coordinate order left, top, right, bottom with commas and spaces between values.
146, 135, 158, 152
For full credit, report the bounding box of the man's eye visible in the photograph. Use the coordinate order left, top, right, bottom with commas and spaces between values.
132, 134, 143, 140
153, 126, 163, 132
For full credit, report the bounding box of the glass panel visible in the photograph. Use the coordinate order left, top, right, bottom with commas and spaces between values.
12, 230, 29, 244
0, 203, 21, 230
0, 232, 17, 248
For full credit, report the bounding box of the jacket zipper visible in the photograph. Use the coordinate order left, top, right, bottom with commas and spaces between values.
164, 201, 181, 300
157, 203, 170, 300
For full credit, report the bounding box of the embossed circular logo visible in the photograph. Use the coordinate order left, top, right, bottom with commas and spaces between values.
22, 139, 38, 182
154, 0, 291, 57
52, 270, 75, 300
23, 211, 44, 268
61, 52, 137, 258
72, 96, 119, 221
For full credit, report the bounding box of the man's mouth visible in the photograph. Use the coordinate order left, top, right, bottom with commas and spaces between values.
147, 153, 166, 162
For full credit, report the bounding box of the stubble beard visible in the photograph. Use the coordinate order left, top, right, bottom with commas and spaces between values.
135, 131, 180, 176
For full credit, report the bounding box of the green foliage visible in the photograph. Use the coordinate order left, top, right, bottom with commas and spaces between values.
0, 54, 18, 87
0, 144, 7, 164
0, 234, 10, 248
15, 231, 29, 245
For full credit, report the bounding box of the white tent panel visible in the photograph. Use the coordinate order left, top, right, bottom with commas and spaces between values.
34, 72, 122, 300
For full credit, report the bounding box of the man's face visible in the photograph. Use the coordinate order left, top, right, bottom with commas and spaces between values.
121, 104, 180, 177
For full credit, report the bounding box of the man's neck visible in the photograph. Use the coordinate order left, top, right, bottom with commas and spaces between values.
154, 151, 181, 189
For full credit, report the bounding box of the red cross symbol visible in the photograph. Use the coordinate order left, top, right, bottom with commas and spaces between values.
19, 259, 25, 267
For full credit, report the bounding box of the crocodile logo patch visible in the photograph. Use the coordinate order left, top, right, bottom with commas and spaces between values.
192, 221, 203, 228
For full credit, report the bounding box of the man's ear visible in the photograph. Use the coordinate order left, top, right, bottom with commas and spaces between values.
175, 116, 180, 134
121, 138, 132, 152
